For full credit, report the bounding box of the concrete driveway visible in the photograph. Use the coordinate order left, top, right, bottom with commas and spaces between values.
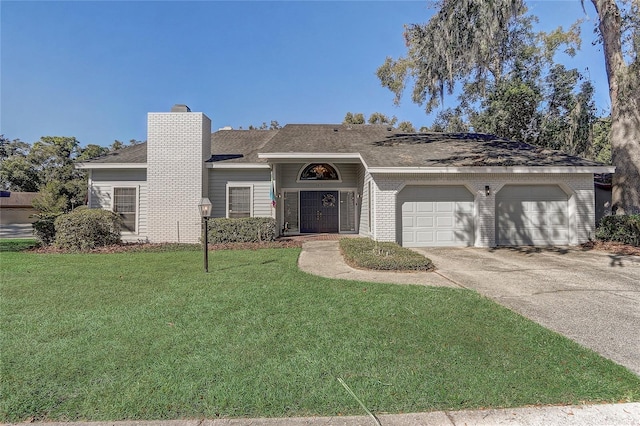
414, 246, 640, 376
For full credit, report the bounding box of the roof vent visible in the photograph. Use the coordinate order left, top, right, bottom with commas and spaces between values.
171, 104, 191, 112
333, 128, 339, 132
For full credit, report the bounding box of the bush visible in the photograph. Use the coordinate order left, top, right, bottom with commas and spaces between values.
54, 207, 123, 251
32, 212, 62, 246
596, 214, 640, 246
339, 237, 433, 271
207, 217, 276, 243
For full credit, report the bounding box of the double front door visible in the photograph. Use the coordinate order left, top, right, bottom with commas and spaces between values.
300, 191, 339, 233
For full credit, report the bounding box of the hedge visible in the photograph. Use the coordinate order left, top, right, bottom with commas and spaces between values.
207, 217, 276, 243
596, 214, 640, 247
54, 207, 123, 251
32, 212, 62, 246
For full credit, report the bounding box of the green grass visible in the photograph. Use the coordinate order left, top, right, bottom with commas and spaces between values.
0, 238, 38, 252
340, 237, 433, 271
1, 245, 639, 422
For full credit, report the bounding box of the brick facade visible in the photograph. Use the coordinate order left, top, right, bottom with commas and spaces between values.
147, 112, 211, 243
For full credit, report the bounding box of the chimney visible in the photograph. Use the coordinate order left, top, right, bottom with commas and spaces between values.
171, 104, 191, 112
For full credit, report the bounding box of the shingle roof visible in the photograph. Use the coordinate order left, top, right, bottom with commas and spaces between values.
81, 130, 278, 165
260, 125, 605, 168
209, 129, 277, 163
0, 191, 38, 208
78, 124, 606, 169
78, 143, 147, 164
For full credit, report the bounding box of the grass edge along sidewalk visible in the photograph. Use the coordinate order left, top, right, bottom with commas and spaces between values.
1, 241, 639, 422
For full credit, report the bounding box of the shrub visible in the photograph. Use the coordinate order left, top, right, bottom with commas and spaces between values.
339, 237, 433, 271
207, 217, 276, 243
54, 207, 123, 251
32, 212, 62, 246
596, 214, 640, 247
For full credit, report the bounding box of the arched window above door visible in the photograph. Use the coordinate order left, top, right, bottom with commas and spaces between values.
299, 163, 340, 181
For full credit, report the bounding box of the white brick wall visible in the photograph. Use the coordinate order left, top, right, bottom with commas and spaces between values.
147, 112, 211, 243
370, 172, 595, 247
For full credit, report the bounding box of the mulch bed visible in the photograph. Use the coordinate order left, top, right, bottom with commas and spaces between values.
28, 239, 303, 254
580, 240, 640, 256
26, 238, 640, 256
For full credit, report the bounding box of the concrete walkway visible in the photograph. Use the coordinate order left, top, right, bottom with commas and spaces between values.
298, 240, 460, 287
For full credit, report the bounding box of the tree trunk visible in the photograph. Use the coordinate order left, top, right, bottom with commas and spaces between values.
592, 0, 640, 214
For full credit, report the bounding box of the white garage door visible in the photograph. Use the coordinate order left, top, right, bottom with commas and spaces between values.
496, 185, 569, 246
399, 186, 475, 247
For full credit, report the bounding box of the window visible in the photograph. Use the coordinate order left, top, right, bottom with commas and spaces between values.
228, 186, 251, 218
283, 191, 299, 233
339, 191, 356, 232
367, 181, 372, 233
113, 187, 136, 232
299, 163, 340, 181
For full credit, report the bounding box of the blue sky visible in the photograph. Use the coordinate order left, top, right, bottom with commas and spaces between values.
1, 1, 609, 147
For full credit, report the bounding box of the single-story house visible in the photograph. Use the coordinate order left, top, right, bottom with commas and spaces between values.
0, 191, 39, 225
76, 105, 615, 247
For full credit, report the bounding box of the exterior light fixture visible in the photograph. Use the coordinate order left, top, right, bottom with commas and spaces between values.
485, 185, 490, 196
198, 197, 212, 272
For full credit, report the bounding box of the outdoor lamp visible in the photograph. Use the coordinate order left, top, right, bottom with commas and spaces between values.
198, 197, 212, 272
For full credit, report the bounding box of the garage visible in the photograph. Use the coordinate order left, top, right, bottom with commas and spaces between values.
496, 184, 569, 246
399, 185, 475, 247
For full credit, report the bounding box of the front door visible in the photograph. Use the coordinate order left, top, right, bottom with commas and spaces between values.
300, 191, 339, 233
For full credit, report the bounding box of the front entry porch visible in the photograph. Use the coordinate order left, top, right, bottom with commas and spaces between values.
281, 189, 358, 236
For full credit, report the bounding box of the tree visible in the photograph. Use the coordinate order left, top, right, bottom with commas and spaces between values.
397, 121, 416, 132
77, 144, 109, 161
589, 0, 640, 213
592, 117, 613, 164
111, 140, 124, 151
0, 155, 40, 192
378, 0, 640, 213
343, 112, 365, 124
245, 120, 282, 130
269, 120, 282, 130
432, 108, 470, 133
0, 136, 30, 161
368, 112, 398, 126
28, 136, 86, 211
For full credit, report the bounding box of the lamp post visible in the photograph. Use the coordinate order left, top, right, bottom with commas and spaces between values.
198, 197, 212, 273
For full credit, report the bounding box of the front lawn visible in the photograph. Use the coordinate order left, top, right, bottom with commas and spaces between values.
1, 244, 639, 422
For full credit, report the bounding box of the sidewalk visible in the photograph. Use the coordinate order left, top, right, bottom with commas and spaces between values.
5, 403, 640, 425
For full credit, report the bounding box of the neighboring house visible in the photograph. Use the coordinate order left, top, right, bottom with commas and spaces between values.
0, 191, 39, 225
76, 105, 615, 247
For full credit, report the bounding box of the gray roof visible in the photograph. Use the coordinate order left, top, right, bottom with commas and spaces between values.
209, 129, 277, 163
78, 142, 147, 164
260, 125, 605, 168
79, 124, 605, 169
